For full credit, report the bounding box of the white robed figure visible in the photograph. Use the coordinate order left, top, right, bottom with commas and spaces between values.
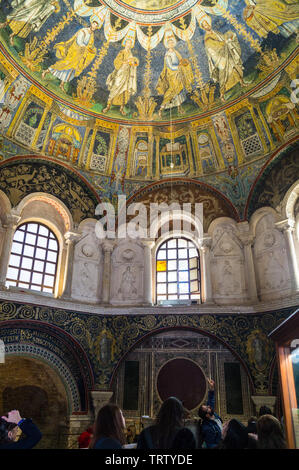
0, 0, 60, 44
156, 29, 194, 117
199, 15, 246, 101
103, 34, 139, 116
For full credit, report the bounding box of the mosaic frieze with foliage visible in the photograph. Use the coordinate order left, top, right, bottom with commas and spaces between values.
247, 141, 299, 217
0, 158, 99, 223
0, 300, 296, 396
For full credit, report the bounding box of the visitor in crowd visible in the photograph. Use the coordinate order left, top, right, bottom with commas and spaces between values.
0, 409, 42, 449
89, 403, 126, 449
258, 405, 273, 417
256, 414, 286, 449
217, 418, 257, 449
137, 396, 196, 449
197, 378, 222, 448
246, 416, 257, 435
78, 426, 93, 449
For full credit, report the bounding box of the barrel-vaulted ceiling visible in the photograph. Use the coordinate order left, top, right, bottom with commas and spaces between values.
0, 0, 298, 219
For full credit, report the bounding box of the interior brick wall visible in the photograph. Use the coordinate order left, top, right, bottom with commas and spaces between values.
0, 356, 69, 448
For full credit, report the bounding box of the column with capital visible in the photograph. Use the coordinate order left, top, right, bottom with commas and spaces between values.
199, 237, 214, 304
61, 231, 82, 299
0, 214, 21, 288
251, 395, 276, 416
239, 233, 258, 304
91, 391, 114, 419
275, 220, 299, 293
141, 239, 155, 305
102, 241, 114, 304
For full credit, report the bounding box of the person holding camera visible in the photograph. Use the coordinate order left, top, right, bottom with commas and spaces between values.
0, 409, 42, 449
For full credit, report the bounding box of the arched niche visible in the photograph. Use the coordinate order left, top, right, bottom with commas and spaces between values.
71, 218, 103, 303
0, 356, 69, 449
0, 320, 94, 416
111, 328, 253, 430
208, 217, 247, 304
251, 207, 292, 300
15, 192, 73, 241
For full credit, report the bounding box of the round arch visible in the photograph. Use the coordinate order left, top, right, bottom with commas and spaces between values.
0, 320, 95, 413
15, 192, 74, 238
245, 140, 299, 220
110, 325, 255, 392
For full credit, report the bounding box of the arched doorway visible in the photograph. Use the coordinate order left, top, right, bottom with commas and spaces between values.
0, 356, 69, 448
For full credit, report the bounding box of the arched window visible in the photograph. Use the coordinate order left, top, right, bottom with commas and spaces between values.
6, 222, 59, 294
156, 238, 201, 302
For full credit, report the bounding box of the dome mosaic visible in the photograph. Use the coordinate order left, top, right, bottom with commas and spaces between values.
0, 0, 298, 213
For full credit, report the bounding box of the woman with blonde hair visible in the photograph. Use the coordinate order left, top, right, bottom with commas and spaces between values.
257, 414, 287, 449
90, 403, 126, 449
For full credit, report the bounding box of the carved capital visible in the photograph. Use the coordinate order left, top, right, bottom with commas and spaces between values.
199, 236, 212, 252
251, 395, 276, 414
238, 233, 255, 247
102, 241, 114, 254
64, 231, 81, 245
141, 238, 155, 250
4, 213, 21, 230
275, 219, 295, 233
91, 390, 113, 417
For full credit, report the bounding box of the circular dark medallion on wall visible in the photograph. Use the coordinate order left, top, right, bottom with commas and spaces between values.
157, 358, 206, 410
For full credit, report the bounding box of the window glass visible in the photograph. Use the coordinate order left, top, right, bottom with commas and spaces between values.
156, 238, 200, 302
6, 223, 59, 293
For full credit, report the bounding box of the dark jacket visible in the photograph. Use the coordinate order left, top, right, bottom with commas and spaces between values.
137, 425, 196, 450
0, 419, 42, 449
200, 391, 222, 449
93, 436, 122, 449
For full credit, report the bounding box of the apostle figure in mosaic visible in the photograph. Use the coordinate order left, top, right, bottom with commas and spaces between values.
156, 30, 194, 117
42, 20, 99, 91
102, 35, 139, 116
243, 0, 299, 38
0, 0, 60, 44
200, 16, 246, 102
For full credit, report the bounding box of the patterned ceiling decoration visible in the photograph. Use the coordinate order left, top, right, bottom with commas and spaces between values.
0, 157, 100, 223
126, 179, 239, 231
246, 140, 299, 218
0, 0, 298, 214
0, 0, 298, 120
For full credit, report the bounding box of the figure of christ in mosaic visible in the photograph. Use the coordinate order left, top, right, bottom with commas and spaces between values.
102, 37, 139, 116
200, 16, 246, 102
42, 20, 99, 91
0, 0, 60, 45
156, 33, 194, 117
243, 0, 299, 38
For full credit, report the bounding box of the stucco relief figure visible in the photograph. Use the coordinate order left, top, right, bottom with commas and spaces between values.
262, 251, 286, 289
156, 32, 194, 117
200, 17, 246, 101
118, 266, 137, 300
103, 37, 139, 116
77, 261, 99, 299
243, 0, 299, 38
0, 0, 60, 44
218, 260, 240, 295
79, 263, 92, 296
42, 21, 99, 91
